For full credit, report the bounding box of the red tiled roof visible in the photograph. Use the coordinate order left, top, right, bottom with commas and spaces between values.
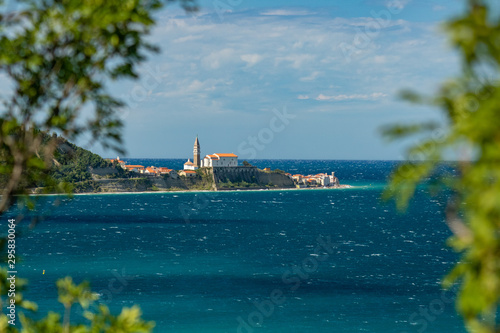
215, 153, 238, 158
125, 165, 144, 168
206, 155, 219, 160
183, 170, 196, 173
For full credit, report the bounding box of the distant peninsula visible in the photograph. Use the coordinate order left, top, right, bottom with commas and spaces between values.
26, 134, 346, 194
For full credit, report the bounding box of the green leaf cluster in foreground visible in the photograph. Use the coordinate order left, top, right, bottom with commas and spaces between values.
0, 273, 154, 332
383, 1, 500, 331
0, 0, 198, 331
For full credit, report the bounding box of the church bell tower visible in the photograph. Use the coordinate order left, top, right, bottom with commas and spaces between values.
193, 136, 200, 167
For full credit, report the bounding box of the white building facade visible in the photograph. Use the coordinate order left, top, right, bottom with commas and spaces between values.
184, 159, 198, 170
203, 153, 238, 167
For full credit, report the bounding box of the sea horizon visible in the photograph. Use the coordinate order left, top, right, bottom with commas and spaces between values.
0, 0, 492, 332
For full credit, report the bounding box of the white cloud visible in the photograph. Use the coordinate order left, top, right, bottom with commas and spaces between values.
275, 54, 315, 69
155, 78, 231, 98
300, 71, 321, 82
201, 48, 236, 69
315, 93, 388, 101
261, 9, 311, 16
173, 35, 203, 43
373, 56, 388, 64
385, 0, 411, 10
363, 55, 401, 65
240, 54, 263, 67
130, 7, 456, 125
332, 16, 408, 29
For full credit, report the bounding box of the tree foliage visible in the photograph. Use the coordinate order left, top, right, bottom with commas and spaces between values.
0, 0, 197, 331
11, 277, 154, 333
383, 1, 500, 331
0, 0, 171, 211
0, 0, 197, 212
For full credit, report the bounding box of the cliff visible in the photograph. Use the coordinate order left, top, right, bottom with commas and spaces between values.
94, 168, 216, 192
17, 133, 128, 193
22, 135, 322, 194
91, 167, 294, 193
212, 166, 295, 190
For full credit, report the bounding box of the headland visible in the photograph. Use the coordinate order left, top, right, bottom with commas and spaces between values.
26, 134, 347, 194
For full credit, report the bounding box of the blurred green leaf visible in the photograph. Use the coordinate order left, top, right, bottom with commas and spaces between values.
384, 1, 500, 331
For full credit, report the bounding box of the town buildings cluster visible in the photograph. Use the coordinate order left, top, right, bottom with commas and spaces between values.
183, 137, 238, 169
110, 136, 239, 178
290, 172, 339, 187
110, 157, 179, 176
109, 136, 340, 187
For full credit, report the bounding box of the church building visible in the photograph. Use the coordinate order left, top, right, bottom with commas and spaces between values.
203, 153, 238, 167
184, 136, 238, 170
184, 136, 201, 170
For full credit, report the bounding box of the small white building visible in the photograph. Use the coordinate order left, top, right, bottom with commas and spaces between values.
203, 155, 218, 167
144, 167, 159, 175
110, 156, 127, 168
314, 173, 330, 186
179, 170, 197, 177
158, 167, 175, 175
203, 153, 238, 167
184, 159, 198, 170
329, 172, 339, 186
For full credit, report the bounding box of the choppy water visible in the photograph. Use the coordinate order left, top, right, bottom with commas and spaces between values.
8, 160, 466, 332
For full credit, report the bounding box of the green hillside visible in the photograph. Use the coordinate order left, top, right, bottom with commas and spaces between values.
14, 133, 129, 193
46, 136, 124, 192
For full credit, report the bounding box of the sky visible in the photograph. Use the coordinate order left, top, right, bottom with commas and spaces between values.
95, 0, 465, 160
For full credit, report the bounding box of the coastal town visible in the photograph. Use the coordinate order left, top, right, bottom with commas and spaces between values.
108, 136, 341, 189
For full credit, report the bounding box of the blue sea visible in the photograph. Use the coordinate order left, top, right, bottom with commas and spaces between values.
9, 160, 466, 332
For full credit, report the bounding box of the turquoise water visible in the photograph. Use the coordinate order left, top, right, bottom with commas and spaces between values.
9, 160, 465, 332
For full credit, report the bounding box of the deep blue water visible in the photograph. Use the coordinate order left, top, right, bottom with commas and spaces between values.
7, 160, 466, 332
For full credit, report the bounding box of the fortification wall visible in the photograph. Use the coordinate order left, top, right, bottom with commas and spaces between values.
212, 166, 294, 190
256, 171, 295, 187
212, 166, 258, 183
95, 168, 216, 192
92, 167, 293, 192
